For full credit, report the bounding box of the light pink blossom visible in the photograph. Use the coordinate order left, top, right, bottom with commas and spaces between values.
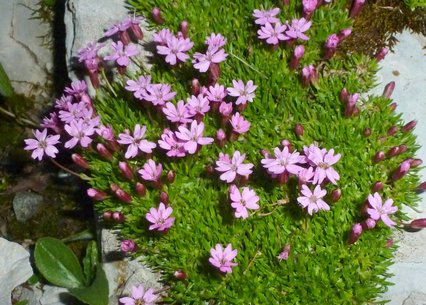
206, 83, 227, 103
192, 47, 228, 73
230, 113, 250, 134
252, 8, 281, 25
125, 75, 152, 100
175, 121, 213, 154
215, 151, 254, 183
143, 84, 176, 106
158, 129, 186, 157
138, 159, 162, 182
257, 22, 288, 45
24, 129, 60, 161
209, 244, 238, 273
146, 202, 174, 231
261, 146, 304, 176
367, 192, 398, 228
186, 94, 210, 116
206, 33, 227, 49
297, 184, 330, 215
153, 28, 173, 45
286, 18, 312, 41
117, 124, 156, 159
306, 146, 341, 185
119, 284, 158, 305
64, 119, 95, 149
229, 186, 260, 219
104, 41, 139, 67
227, 80, 257, 105
163, 100, 193, 124
156, 36, 194, 65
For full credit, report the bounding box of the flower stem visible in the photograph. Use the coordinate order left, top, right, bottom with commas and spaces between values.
100, 69, 117, 97
49, 158, 91, 180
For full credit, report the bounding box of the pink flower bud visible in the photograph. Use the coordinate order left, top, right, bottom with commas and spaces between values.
373, 151, 385, 163
205, 164, 215, 175
160, 192, 169, 204
398, 144, 407, 154
409, 218, 426, 230
387, 146, 399, 158
166, 170, 176, 183
331, 188, 341, 202
130, 23, 144, 41
120, 239, 136, 253
112, 211, 125, 222
174, 269, 187, 280
363, 128, 372, 137
345, 93, 359, 117
302, 0, 318, 19
110, 183, 132, 203
96, 143, 113, 161
409, 158, 422, 168
340, 88, 349, 103
103, 211, 112, 220
119, 31, 131, 46
348, 223, 363, 244
293, 123, 304, 137
87, 188, 108, 201
375, 47, 388, 62
216, 129, 227, 147
301, 65, 318, 86
385, 239, 393, 248
323, 34, 340, 59
382, 81, 395, 99
338, 28, 352, 41
260, 149, 271, 158
281, 139, 293, 152
371, 181, 384, 193
289, 45, 305, 71
389, 102, 397, 112
72, 153, 90, 169
391, 160, 411, 181
416, 181, 426, 193
135, 182, 146, 196
119, 161, 134, 180
208, 63, 220, 85
151, 7, 164, 24
88, 70, 100, 89
387, 126, 398, 136
402, 120, 417, 133
349, 0, 366, 18
191, 79, 200, 95
361, 218, 376, 230
180, 20, 188, 38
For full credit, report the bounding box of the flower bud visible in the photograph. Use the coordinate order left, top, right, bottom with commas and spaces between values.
216, 128, 227, 147
289, 45, 305, 71
130, 22, 144, 41
160, 191, 169, 204
409, 218, 426, 230
180, 20, 188, 38
385, 239, 393, 248
294, 123, 304, 137
361, 218, 377, 230
363, 128, 371, 137
118, 161, 134, 180
119, 30, 131, 46
375, 47, 388, 62
151, 7, 164, 24
110, 183, 132, 203
389, 102, 397, 112
166, 170, 176, 183
112, 211, 125, 222
409, 158, 422, 168
205, 164, 215, 175
135, 182, 146, 196
331, 188, 341, 202
87, 188, 108, 201
345, 93, 359, 117
338, 28, 352, 41
349, 0, 366, 18
371, 181, 384, 193
382, 81, 395, 99
387, 126, 398, 136
96, 143, 113, 161
174, 269, 187, 280
340, 88, 349, 103
191, 78, 200, 95
120, 240, 136, 253
348, 223, 363, 244
323, 34, 339, 60
103, 211, 112, 220
260, 149, 271, 158
301, 65, 318, 86
281, 139, 293, 152
387, 146, 399, 158
72, 153, 90, 169
373, 151, 385, 163
416, 181, 426, 193
302, 0, 317, 19
208, 63, 221, 85
391, 160, 411, 182
402, 120, 417, 133
398, 144, 407, 154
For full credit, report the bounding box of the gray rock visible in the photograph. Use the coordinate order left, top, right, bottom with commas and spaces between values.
403, 291, 426, 305
0, 238, 33, 305
0, 0, 53, 103
13, 191, 44, 222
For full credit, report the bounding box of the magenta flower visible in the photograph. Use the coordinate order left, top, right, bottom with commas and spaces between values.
96, 124, 115, 141
104, 41, 139, 67
125, 75, 152, 100
309, 148, 341, 185
206, 83, 227, 103
58, 101, 92, 123
117, 124, 156, 159
119, 284, 158, 305
215, 151, 254, 183
298, 166, 314, 185
186, 94, 210, 117
227, 80, 257, 105
64, 80, 87, 97
230, 113, 250, 134
297, 184, 330, 215
158, 129, 186, 157
252, 8, 281, 25
257, 22, 288, 45
205, 33, 227, 49
153, 28, 173, 45
277, 244, 291, 261
104, 20, 131, 37
209, 244, 238, 273
163, 100, 193, 124
120, 240, 136, 253
175, 121, 214, 154
146, 202, 174, 231
229, 186, 260, 219
138, 159, 162, 182
286, 18, 312, 41
192, 47, 228, 73
78, 42, 103, 62
261, 146, 304, 176
367, 193, 398, 228
219, 102, 233, 116
143, 84, 176, 106
41, 112, 61, 134
24, 129, 60, 161
64, 119, 95, 149
156, 36, 194, 65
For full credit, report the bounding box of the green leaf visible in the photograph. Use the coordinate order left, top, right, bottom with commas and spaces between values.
0, 62, 14, 98
61, 229, 94, 243
14, 301, 29, 305
34, 237, 86, 289
69, 265, 109, 305
82, 241, 98, 286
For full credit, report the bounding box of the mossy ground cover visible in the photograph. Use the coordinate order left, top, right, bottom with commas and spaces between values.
79, 0, 423, 304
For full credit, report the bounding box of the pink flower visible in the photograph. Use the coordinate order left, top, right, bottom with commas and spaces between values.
146, 202, 174, 231
64, 80, 87, 98
104, 20, 131, 37
298, 166, 314, 185
162, 100, 193, 124
303, 0, 318, 16
309, 147, 341, 185
186, 94, 210, 117
104, 41, 139, 67
119, 284, 158, 305
257, 22, 288, 45
219, 102, 233, 116
138, 159, 162, 182
125, 75, 152, 100
175, 121, 214, 154
206, 33, 227, 49
120, 240, 136, 253
229, 186, 260, 219
117, 124, 156, 159
230, 113, 250, 134
58, 101, 92, 123
153, 28, 173, 45
252, 8, 281, 25
215, 151, 254, 183
261, 146, 304, 176
192, 47, 228, 73
367, 193, 398, 228
64, 119, 95, 149
24, 129, 60, 161
277, 244, 291, 261
297, 184, 330, 215
286, 18, 312, 41
96, 125, 115, 141
206, 83, 227, 103
227, 80, 257, 105
156, 36, 194, 65
209, 244, 238, 273
143, 84, 176, 106
158, 129, 186, 157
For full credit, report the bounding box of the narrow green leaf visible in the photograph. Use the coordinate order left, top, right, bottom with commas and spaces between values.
69, 265, 109, 305
0, 62, 14, 97
82, 241, 98, 286
34, 237, 85, 289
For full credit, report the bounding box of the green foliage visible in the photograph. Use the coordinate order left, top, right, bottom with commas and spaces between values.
69, 265, 109, 305
404, 0, 426, 9
0, 62, 14, 98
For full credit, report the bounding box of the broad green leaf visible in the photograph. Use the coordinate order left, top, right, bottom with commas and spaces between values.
0, 62, 14, 98
61, 229, 94, 243
69, 265, 109, 305
34, 237, 85, 289
82, 241, 98, 286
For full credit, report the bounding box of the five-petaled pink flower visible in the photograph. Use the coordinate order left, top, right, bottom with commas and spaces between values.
230, 113, 251, 134
192, 47, 228, 73
297, 184, 330, 215
175, 121, 213, 154
252, 8, 281, 25
261, 146, 304, 176
24, 129, 60, 161
64, 119, 96, 149
209, 243, 238, 273
186, 94, 210, 117
146, 202, 174, 231
104, 41, 139, 67
125, 75, 152, 100
206, 83, 227, 103
229, 185, 260, 219
205, 33, 227, 49
138, 159, 162, 182
119, 284, 158, 305
257, 22, 288, 45
286, 18, 312, 41
117, 124, 156, 159
215, 151, 254, 183
227, 80, 257, 105
158, 129, 186, 157
305, 145, 341, 185
156, 36, 194, 65
163, 100, 193, 124
367, 192, 398, 228
153, 28, 173, 45
143, 84, 177, 106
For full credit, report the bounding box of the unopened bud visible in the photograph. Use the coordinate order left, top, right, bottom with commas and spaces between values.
208, 63, 220, 85
409, 158, 422, 168
382, 81, 395, 99
391, 160, 411, 181
151, 7, 164, 24
371, 181, 384, 193
416, 181, 426, 193
135, 182, 146, 196
110, 184, 132, 203
363, 128, 371, 137
160, 191, 169, 204
72, 153, 90, 169
331, 188, 341, 202
96, 143, 113, 161
119, 161, 134, 180
294, 123, 304, 137
409, 218, 426, 230
338, 28, 352, 41
302, 0, 317, 19
180, 20, 188, 38
215, 128, 227, 147
348, 223, 363, 244
301, 65, 318, 86
191, 79, 200, 95
323, 34, 339, 60
103, 211, 112, 220
389, 102, 397, 112
387, 146, 399, 158
349, 0, 366, 18
289, 45, 305, 71
375, 47, 388, 62
112, 211, 124, 222
402, 120, 417, 133
167, 170, 176, 183
281, 139, 293, 152
87, 188, 108, 201
340, 88, 349, 103
373, 151, 385, 163
362, 218, 377, 230
398, 144, 407, 154
205, 164, 214, 175
387, 126, 398, 136
385, 239, 393, 248
174, 269, 187, 280
120, 239, 136, 253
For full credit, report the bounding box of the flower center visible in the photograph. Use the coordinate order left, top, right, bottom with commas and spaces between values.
318, 162, 329, 169
38, 140, 47, 149
309, 195, 318, 203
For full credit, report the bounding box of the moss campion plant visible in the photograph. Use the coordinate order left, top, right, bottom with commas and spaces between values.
24, 0, 425, 304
